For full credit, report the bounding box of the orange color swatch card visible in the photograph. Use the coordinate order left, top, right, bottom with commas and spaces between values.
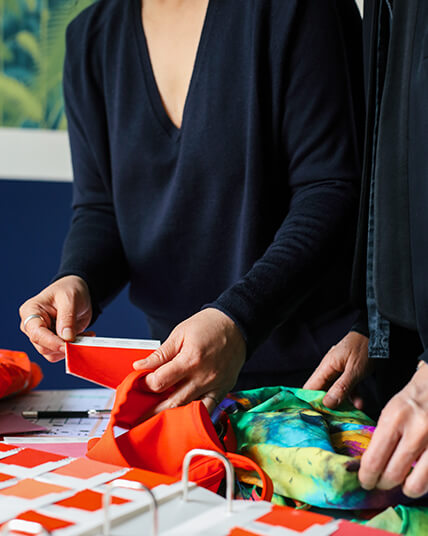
0, 444, 19, 460
10, 510, 74, 532
55, 489, 129, 512
65, 336, 160, 388
45, 457, 127, 489
228, 530, 261, 536
0, 444, 19, 453
0, 479, 70, 500
0, 473, 15, 486
0, 478, 73, 523
52, 458, 124, 479
0, 449, 66, 469
0, 449, 70, 479
115, 467, 177, 488
256, 505, 333, 532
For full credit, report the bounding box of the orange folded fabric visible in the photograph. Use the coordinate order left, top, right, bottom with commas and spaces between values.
87, 369, 273, 500
0, 349, 43, 399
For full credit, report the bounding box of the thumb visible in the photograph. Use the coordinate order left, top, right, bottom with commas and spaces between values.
55, 292, 78, 342
133, 331, 182, 371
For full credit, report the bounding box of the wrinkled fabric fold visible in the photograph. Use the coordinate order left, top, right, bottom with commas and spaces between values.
0, 349, 42, 399
86, 369, 273, 500
226, 387, 410, 509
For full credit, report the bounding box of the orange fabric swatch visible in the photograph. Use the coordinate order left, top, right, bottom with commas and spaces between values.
16, 511, 74, 531
0, 479, 69, 499
117, 467, 176, 488
0, 473, 14, 483
86, 371, 223, 475
87, 370, 273, 501
0, 448, 66, 468
55, 489, 129, 512
257, 505, 332, 532
52, 457, 123, 479
0, 349, 42, 399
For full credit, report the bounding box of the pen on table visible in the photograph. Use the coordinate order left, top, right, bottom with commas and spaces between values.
21, 409, 112, 419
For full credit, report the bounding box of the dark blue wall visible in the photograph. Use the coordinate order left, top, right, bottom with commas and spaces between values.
0, 179, 149, 389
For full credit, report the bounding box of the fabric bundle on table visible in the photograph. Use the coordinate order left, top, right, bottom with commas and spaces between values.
225, 387, 408, 510
0, 349, 42, 399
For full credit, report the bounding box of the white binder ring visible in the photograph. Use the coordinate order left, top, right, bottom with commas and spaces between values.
0, 520, 51, 536
181, 448, 234, 513
103, 479, 158, 536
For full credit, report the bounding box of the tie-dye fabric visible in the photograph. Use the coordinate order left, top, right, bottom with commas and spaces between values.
225, 387, 406, 509
361, 506, 428, 535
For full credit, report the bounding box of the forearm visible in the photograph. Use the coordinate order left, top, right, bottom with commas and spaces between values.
56, 205, 130, 322
206, 179, 359, 355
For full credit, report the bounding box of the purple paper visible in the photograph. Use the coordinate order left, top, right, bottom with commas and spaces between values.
0, 412, 47, 435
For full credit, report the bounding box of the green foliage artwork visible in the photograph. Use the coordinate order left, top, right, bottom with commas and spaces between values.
0, 0, 96, 130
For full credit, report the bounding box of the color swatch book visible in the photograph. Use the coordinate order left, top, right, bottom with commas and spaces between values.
0, 444, 395, 536
0, 443, 190, 534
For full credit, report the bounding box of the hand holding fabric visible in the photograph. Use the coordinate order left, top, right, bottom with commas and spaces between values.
133, 308, 246, 414
359, 362, 428, 498
19, 275, 92, 362
303, 331, 369, 409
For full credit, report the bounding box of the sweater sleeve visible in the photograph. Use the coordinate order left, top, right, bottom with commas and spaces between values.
55, 19, 130, 320
206, 0, 363, 355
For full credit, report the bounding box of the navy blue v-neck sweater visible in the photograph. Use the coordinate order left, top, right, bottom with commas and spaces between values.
58, 0, 363, 385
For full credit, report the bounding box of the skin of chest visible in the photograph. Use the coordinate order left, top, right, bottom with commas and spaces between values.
141, 0, 209, 129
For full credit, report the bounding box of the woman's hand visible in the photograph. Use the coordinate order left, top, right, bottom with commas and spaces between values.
133, 308, 246, 414
359, 362, 428, 498
19, 275, 92, 362
303, 331, 369, 408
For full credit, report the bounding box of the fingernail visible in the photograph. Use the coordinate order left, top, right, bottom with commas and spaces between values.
61, 328, 73, 340
403, 487, 420, 499
324, 394, 338, 407
133, 361, 142, 370
59, 345, 66, 354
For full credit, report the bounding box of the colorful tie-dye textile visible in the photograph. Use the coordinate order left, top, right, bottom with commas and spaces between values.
361, 506, 428, 535
226, 387, 406, 510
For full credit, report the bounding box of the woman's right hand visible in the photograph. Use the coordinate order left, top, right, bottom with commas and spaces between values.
19, 275, 92, 362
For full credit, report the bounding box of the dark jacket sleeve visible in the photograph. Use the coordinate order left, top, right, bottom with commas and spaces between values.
55, 17, 130, 321
351, 309, 369, 338
207, 0, 363, 355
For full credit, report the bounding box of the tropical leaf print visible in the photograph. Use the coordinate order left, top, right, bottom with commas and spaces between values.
0, 0, 97, 129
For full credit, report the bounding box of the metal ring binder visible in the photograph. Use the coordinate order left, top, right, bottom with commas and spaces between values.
103, 479, 158, 536
0, 520, 51, 536
181, 449, 235, 513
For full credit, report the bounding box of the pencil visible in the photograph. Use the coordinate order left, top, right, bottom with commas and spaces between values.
21, 409, 111, 419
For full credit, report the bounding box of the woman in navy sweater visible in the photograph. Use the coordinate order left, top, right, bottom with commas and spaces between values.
20, 0, 363, 412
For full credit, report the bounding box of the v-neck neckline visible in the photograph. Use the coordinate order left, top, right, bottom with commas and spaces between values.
132, 0, 215, 142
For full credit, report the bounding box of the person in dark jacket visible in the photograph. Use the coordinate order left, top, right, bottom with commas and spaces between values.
19, 0, 363, 413
305, 0, 428, 499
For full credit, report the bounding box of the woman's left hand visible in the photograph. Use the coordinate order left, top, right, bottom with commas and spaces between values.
133, 308, 246, 414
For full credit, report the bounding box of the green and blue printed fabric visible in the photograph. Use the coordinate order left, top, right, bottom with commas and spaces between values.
360, 506, 428, 535
225, 387, 408, 510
